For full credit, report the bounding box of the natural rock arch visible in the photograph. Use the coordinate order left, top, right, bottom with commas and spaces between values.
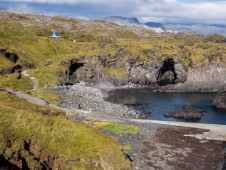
157, 58, 177, 86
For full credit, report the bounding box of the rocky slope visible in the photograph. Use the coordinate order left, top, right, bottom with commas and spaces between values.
58, 85, 139, 119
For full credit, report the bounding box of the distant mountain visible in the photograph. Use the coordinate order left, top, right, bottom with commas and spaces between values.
104, 16, 140, 26
209, 24, 226, 29
144, 22, 166, 31
103, 16, 226, 36
165, 23, 226, 36
103, 16, 165, 33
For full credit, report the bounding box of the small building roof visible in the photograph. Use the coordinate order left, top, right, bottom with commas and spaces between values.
51, 32, 60, 37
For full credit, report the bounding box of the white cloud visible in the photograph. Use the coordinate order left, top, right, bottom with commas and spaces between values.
6, 0, 131, 5
6, 3, 35, 14
134, 0, 226, 24
3, 0, 226, 24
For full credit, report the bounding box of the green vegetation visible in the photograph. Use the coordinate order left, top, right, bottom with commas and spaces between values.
0, 12, 226, 101
30, 88, 61, 105
93, 122, 140, 134
105, 67, 127, 78
0, 54, 14, 68
0, 93, 132, 169
123, 142, 132, 153
1, 11, 226, 169
0, 73, 33, 92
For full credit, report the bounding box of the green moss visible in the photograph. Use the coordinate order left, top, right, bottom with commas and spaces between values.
105, 67, 127, 78
101, 123, 139, 134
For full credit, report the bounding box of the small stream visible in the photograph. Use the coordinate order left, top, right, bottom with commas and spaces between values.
107, 88, 226, 125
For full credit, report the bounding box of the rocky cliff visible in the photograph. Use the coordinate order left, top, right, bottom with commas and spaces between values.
59, 55, 188, 88
159, 64, 226, 92
58, 53, 226, 92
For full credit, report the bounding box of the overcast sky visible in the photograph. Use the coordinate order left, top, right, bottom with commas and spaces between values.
1, 0, 226, 24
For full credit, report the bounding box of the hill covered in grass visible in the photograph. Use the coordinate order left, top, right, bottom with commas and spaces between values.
0, 11, 226, 169
0, 11, 226, 91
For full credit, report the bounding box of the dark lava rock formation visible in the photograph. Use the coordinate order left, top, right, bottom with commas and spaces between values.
164, 104, 204, 120
213, 92, 226, 111
58, 54, 224, 92
0, 49, 35, 75
59, 54, 187, 87
0, 49, 19, 63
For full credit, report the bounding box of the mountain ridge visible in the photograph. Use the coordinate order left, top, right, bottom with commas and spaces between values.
102, 16, 226, 36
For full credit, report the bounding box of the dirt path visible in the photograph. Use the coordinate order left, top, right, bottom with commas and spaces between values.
22, 70, 39, 90
7, 71, 93, 116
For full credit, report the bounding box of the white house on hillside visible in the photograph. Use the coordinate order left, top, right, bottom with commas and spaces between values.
51, 32, 60, 38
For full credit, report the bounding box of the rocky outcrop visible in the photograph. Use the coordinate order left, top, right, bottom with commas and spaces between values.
20, 60, 36, 69
58, 54, 226, 92
164, 104, 204, 120
213, 93, 226, 111
0, 49, 35, 75
59, 57, 98, 85
59, 55, 187, 87
157, 58, 177, 85
0, 65, 22, 75
122, 96, 139, 106
0, 138, 63, 169
0, 49, 19, 63
159, 64, 226, 92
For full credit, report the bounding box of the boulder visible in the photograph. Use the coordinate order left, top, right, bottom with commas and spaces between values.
164, 104, 204, 120
213, 92, 226, 111
20, 60, 36, 69
122, 96, 139, 105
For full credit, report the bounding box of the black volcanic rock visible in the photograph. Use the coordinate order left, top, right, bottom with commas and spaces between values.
164, 104, 204, 120
213, 92, 226, 111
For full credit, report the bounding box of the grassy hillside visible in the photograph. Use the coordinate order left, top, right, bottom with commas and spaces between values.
0, 11, 226, 170
0, 92, 132, 169
0, 12, 225, 101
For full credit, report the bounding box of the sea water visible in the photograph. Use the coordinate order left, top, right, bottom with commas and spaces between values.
107, 88, 226, 125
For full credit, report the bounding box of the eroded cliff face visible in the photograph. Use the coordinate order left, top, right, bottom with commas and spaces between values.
187, 64, 226, 83
158, 64, 226, 92
59, 55, 187, 87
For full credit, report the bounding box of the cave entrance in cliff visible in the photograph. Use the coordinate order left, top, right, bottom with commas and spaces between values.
157, 58, 177, 86
69, 62, 84, 76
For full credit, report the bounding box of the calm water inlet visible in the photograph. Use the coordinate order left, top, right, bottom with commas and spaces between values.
107, 88, 226, 125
